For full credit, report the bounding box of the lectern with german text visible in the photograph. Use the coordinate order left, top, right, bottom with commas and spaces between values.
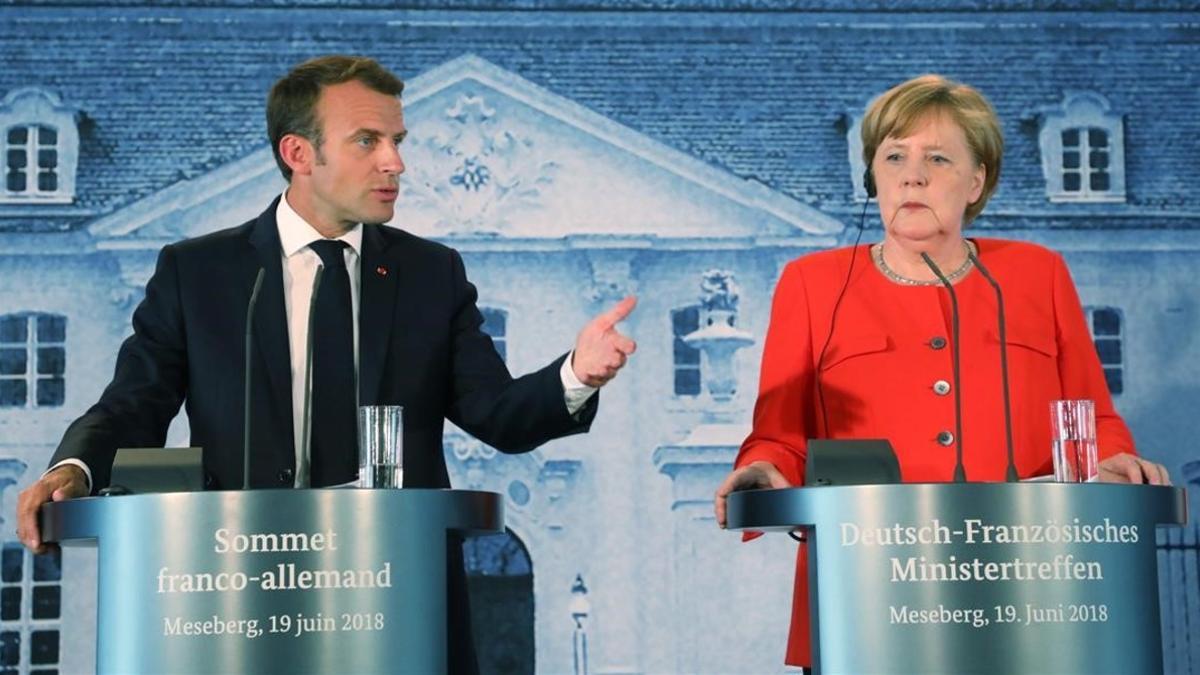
727, 483, 1186, 675
41, 489, 503, 674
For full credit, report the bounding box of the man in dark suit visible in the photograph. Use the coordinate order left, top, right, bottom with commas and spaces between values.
15, 55, 636, 672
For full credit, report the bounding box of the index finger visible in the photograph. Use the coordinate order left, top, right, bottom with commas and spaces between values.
1125, 459, 1144, 485
596, 295, 637, 329
714, 491, 727, 528
714, 468, 747, 528
1146, 461, 1168, 486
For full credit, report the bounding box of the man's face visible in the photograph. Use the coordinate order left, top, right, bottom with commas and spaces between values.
291, 80, 407, 234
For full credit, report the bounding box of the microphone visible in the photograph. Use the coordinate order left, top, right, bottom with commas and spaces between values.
966, 249, 1019, 482
243, 268, 266, 490
920, 253, 967, 483
299, 265, 325, 488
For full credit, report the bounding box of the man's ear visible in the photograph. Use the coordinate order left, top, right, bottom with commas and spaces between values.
279, 134, 315, 177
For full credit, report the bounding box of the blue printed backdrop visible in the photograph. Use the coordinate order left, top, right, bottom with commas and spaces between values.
0, 2, 1197, 673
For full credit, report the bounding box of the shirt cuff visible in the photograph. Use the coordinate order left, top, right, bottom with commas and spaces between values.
560, 351, 598, 416
44, 459, 93, 494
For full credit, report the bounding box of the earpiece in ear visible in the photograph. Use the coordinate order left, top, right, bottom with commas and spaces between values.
863, 168, 877, 199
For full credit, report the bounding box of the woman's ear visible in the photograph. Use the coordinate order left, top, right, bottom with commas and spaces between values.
968, 163, 986, 204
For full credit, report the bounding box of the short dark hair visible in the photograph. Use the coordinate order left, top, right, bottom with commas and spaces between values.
266, 55, 405, 181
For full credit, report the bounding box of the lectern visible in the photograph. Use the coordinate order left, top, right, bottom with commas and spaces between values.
726, 483, 1186, 675
41, 489, 503, 674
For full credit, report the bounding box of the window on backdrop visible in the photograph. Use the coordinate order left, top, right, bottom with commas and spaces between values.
671, 305, 701, 397
1036, 92, 1125, 203
0, 88, 80, 204
1085, 306, 1123, 395
0, 543, 62, 673
0, 313, 66, 409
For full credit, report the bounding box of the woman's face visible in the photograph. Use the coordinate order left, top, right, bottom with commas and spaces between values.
872, 112, 985, 247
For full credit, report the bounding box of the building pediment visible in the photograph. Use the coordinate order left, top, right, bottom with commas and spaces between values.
90, 55, 840, 248
395, 55, 840, 242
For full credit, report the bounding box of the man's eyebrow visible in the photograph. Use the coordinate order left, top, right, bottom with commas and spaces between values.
346, 128, 407, 143
348, 127, 399, 137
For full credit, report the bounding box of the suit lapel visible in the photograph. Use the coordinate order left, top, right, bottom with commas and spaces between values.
358, 224, 401, 405
246, 198, 295, 449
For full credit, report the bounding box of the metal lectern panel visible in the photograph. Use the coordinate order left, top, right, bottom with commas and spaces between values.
41, 488, 503, 675
726, 483, 1187, 675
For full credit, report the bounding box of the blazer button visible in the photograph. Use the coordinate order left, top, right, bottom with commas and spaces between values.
277, 468, 294, 485
937, 430, 955, 446
930, 337, 947, 350
933, 380, 951, 396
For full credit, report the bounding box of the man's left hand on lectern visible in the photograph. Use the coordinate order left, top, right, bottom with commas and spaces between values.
16, 464, 89, 555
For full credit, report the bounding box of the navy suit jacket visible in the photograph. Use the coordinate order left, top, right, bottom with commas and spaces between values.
51, 197, 597, 673
53, 196, 596, 487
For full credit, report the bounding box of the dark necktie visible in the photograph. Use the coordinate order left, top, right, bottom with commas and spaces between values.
308, 239, 356, 487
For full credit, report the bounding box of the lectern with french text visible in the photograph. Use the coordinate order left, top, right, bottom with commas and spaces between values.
727, 483, 1187, 675
41, 489, 503, 674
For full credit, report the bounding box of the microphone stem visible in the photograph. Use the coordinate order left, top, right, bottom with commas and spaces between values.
921, 252, 967, 483
968, 250, 1019, 482
300, 265, 325, 489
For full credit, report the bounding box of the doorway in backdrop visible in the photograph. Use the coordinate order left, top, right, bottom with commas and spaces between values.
464, 528, 534, 674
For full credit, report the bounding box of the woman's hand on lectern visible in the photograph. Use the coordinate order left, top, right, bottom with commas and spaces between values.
15, 464, 89, 555
714, 461, 791, 529
1098, 453, 1171, 486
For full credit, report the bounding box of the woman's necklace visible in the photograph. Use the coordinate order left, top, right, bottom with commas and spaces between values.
872, 240, 977, 287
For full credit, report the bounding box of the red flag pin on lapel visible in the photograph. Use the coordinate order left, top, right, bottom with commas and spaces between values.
376, 266, 389, 277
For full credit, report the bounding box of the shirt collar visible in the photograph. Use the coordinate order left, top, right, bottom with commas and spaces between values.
276, 191, 363, 258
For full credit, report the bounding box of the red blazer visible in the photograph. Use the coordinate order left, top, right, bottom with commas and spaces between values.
734, 238, 1135, 667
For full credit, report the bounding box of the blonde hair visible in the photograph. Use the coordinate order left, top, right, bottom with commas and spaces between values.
861, 74, 1003, 223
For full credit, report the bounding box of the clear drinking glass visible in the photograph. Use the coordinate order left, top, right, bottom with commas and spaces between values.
357, 405, 403, 489
1050, 399, 1099, 483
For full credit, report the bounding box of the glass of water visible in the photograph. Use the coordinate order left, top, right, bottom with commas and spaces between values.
358, 405, 403, 489
1050, 399, 1098, 483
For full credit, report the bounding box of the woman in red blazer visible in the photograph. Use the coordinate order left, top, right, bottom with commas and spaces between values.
713, 74, 1171, 670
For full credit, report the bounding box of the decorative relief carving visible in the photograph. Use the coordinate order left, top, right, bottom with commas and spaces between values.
0, 459, 28, 526
585, 251, 636, 304
698, 269, 739, 313
442, 432, 582, 526
447, 433, 498, 489
402, 93, 560, 234
683, 269, 754, 404
537, 459, 582, 504
109, 252, 157, 308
